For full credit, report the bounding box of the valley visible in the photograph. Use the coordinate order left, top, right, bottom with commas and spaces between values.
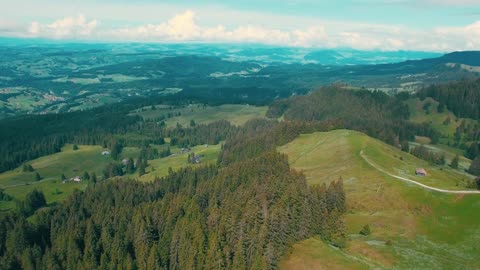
0, 41, 479, 269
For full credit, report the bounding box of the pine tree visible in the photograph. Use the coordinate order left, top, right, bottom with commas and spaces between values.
34, 172, 41, 181
83, 171, 90, 180
91, 172, 97, 184
126, 158, 135, 174
73, 144, 79, 151
450, 154, 459, 169
468, 156, 480, 176
359, 224, 371, 236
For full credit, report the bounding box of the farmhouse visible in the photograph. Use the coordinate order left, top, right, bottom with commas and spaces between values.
73, 176, 81, 182
102, 150, 111, 156
415, 168, 427, 176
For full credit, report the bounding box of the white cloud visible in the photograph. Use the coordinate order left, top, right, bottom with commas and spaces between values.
29, 14, 98, 38
4, 10, 480, 52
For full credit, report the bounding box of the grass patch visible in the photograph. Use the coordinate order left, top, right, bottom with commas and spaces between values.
132, 104, 267, 127
0, 144, 141, 210
138, 144, 221, 182
278, 130, 480, 269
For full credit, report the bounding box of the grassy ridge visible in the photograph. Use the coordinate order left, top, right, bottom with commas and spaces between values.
279, 130, 480, 269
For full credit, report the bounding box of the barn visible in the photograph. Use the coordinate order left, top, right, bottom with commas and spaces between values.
415, 168, 427, 176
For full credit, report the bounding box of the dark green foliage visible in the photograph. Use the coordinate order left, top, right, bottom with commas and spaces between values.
126, 158, 135, 174
220, 118, 344, 166
437, 102, 445, 113
267, 86, 438, 147
0, 152, 345, 269
0, 104, 141, 173
60, 174, 66, 181
0, 114, 348, 269
468, 156, 480, 176
450, 155, 459, 169
34, 172, 41, 182
72, 144, 79, 151
22, 165, 34, 173
467, 143, 480, 160
401, 140, 410, 152
137, 158, 147, 176
418, 79, 480, 120
102, 162, 123, 179
359, 225, 371, 236
0, 189, 12, 202
91, 172, 97, 184
83, 171, 90, 180
110, 141, 123, 160
410, 145, 446, 165
19, 189, 46, 216
168, 120, 238, 148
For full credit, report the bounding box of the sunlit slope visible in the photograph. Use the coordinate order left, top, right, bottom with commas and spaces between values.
279, 130, 480, 270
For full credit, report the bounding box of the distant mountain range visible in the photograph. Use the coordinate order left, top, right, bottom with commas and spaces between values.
0, 37, 443, 65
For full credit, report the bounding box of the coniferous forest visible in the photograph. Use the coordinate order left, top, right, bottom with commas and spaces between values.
0, 73, 479, 269
0, 118, 346, 270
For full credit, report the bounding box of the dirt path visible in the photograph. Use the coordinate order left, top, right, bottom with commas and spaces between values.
360, 150, 480, 195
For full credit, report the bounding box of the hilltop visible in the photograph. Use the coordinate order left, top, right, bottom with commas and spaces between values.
279, 130, 480, 269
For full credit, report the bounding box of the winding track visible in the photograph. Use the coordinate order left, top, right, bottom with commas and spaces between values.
360, 150, 480, 194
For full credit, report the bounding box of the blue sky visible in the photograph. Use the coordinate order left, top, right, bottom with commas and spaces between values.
1, 0, 479, 51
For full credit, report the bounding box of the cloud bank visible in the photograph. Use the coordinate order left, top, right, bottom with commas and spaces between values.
10, 10, 480, 52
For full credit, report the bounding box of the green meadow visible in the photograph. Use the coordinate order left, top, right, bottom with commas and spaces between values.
0, 144, 141, 210
138, 143, 221, 182
132, 104, 268, 127
0, 143, 222, 210
278, 130, 480, 270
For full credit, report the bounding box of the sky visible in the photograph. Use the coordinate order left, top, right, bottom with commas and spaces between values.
0, 0, 480, 52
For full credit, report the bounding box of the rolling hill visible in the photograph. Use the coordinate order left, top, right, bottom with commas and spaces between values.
278, 130, 480, 269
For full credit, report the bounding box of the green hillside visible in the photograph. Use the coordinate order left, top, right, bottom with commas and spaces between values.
407, 97, 477, 142
0, 144, 141, 210
138, 143, 221, 182
278, 130, 480, 269
132, 104, 268, 127
0, 142, 222, 210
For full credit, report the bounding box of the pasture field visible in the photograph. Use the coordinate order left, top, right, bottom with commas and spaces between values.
0, 144, 141, 210
138, 143, 221, 182
407, 97, 477, 142
0, 141, 221, 210
132, 104, 268, 127
279, 130, 480, 270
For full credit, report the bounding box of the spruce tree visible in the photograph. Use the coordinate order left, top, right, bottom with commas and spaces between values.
468, 156, 480, 176
450, 154, 459, 169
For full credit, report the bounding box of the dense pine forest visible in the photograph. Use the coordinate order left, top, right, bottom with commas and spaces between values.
0, 76, 479, 269
0, 117, 346, 269
267, 86, 438, 145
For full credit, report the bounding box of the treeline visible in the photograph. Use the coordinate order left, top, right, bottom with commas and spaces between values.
0, 152, 346, 270
267, 86, 438, 146
0, 101, 237, 173
0, 104, 140, 173
417, 79, 480, 120
410, 145, 445, 165
219, 119, 344, 166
